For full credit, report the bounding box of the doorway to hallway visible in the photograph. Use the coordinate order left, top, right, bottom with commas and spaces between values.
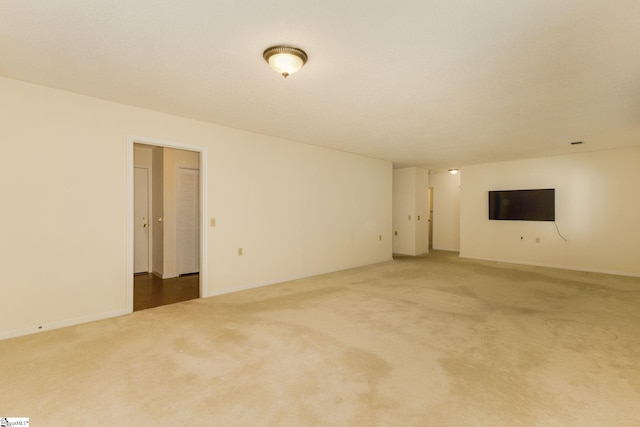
127, 136, 208, 313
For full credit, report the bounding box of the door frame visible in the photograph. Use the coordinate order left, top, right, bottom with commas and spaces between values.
126, 135, 208, 313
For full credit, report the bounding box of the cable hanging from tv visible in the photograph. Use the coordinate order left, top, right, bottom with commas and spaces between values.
554, 222, 568, 242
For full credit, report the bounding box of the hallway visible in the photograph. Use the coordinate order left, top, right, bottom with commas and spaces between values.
134, 273, 199, 311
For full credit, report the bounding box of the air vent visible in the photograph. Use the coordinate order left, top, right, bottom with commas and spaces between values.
570, 141, 583, 145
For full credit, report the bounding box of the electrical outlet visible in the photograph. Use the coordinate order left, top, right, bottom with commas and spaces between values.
238, 248, 243, 256
210, 218, 216, 227
394, 231, 398, 236
536, 237, 540, 243
417, 215, 421, 220
379, 235, 382, 241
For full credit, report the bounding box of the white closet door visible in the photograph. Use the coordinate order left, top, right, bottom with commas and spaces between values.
134, 167, 150, 274
177, 168, 199, 274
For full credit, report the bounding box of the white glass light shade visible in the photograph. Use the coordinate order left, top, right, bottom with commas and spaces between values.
263, 46, 308, 78
268, 53, 304, 76
448, 169, 460, 175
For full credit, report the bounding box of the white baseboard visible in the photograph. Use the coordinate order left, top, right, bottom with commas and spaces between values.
1, 257, 396, 340
458, 254, 640, 278
207, 272, 342, 298
207, 280, 282, 298
0, 308, 129, 341
207, 257, 394, 298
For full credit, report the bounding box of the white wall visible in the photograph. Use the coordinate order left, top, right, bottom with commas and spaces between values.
151, 146, 164, 276
392, 168, 429, 255
134, 145, 153, 166
0, 77, 392, 338
460, 147, 640, 276
429, 172, 461, 251
392, 169, 415, 254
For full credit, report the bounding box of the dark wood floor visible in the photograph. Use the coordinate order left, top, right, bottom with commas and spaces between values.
134, 273, 200, 311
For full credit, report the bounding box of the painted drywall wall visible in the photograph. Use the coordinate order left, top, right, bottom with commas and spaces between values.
429, 172, 461, 251
392, 168, 429, 255
134, 145, 153, 167
151, 146, 164, 276
0, 77, 392, 338
392, 169, 415, 255
460, 147, 640, 276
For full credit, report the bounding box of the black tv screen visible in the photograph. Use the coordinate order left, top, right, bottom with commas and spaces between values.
489, 189, 555, 221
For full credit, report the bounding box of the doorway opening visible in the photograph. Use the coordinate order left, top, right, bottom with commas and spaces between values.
127, 136, 208, 313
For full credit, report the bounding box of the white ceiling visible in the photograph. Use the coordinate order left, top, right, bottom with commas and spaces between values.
1, 1, 639, 170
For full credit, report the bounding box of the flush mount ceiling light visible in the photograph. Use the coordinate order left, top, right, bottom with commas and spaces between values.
263, 46, 308, 78
448, 169, 460, 175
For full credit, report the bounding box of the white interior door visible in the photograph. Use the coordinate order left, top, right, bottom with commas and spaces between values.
177, 168, 199, 275
134, 167, 150, 273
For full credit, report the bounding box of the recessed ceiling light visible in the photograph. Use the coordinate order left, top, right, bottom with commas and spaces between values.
263, 46, 308, 78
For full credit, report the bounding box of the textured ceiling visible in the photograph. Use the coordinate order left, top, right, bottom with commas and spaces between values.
1, 1, 639, 170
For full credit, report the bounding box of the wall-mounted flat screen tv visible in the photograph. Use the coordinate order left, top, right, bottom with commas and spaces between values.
489, 189, 555, 221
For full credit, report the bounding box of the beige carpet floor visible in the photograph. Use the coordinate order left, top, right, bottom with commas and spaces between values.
2, 251, 639, 426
